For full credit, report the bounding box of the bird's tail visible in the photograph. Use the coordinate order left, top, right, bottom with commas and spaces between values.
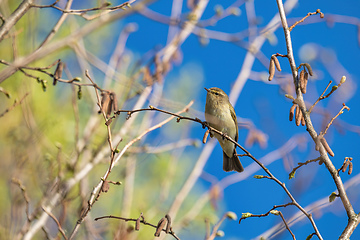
223, 150, 244, 173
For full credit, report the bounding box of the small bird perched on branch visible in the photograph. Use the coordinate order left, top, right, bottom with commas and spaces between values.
204, 87, 244, 173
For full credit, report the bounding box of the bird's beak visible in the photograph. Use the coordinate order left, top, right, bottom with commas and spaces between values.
204, 87, 209, 92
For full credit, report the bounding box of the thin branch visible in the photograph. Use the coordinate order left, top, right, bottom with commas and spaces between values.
289, 9, 324, 31
308, 80, 332, 113
206, 212, 237, 240
289, 157, 321, 179
37, 0, 73, 49
42, 207, 68, 240
239, 204, 296, 240
0, 92, 29, 117
32, 0, 136, 15
11, 178, 31, 221
279, 211, 296, 240
94, 215, 180, 240
322, 104, 350, 136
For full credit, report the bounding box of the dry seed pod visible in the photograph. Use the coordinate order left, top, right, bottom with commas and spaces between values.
165, 214, 171, 233
135, 217, 141, 231
100, 92, 110, 114
295, 105, 302, 126
101, 181, 110, 192
299, 69, 306, 94
268, 58, 275, 81
348, 162, 353, 175
53, 61, 64, 86
110, 92, 118, 112
301, 115, 305, 126
342, 160, 350, 172
303, 72, 309, 93
320, 136, 335, 157
289, 104, 296, 121
203, 130, 209, 144
304, 63, 313, 76
272, 55, 282, 71
154, 218, 166, 237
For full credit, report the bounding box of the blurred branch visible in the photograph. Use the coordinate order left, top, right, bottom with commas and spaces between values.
159, 0, 209, 63
32, 0, 136, 21
0, 0, 153, 84
205, 212, 238, 240
67, 93, 194, 239
42, 206, 68, 240
20, 85, 152, 240
0, 0, 33, 42
127, 138, 200, 153
0, 92, 29, 118
37, 0, 73, 49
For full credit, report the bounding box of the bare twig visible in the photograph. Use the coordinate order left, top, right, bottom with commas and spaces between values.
289, 9, 324, 31
308, 80, 332, 113
94, 215, 180, 240
322, 103, 350, 136
42, 207, 68, 240
240, 204, 296, 240
206, 212, 237, 240
289, 157, 321, 179
0, 92, 29, 118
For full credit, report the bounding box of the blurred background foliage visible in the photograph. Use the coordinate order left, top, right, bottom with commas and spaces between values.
1, 0, 360, 239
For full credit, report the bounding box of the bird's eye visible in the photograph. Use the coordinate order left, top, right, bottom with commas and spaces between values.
214, 92, 219, 95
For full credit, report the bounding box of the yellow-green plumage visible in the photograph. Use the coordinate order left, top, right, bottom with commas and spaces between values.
204, 87, 244, 173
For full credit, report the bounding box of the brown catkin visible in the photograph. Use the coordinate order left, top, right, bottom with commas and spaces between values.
342, 161, 350, 172
289, 104, 296, 121
268, 58, 275, 81
272, 56, 282, 71
301, 115, 305, 126
154, 218, 166, 237
348, 162, 353, 175
135, 218, 141, 231
203, 130, 209, 144
320, 136, 335, 157
303, 72, 309, 94
304, 63, 313, 76
295, 105, 302, 126
299, 70, 306, 94
165, 214, 171, 233
53, 61, 64, 85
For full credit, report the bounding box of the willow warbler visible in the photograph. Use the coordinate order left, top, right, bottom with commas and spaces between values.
204, 87, 244, 173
